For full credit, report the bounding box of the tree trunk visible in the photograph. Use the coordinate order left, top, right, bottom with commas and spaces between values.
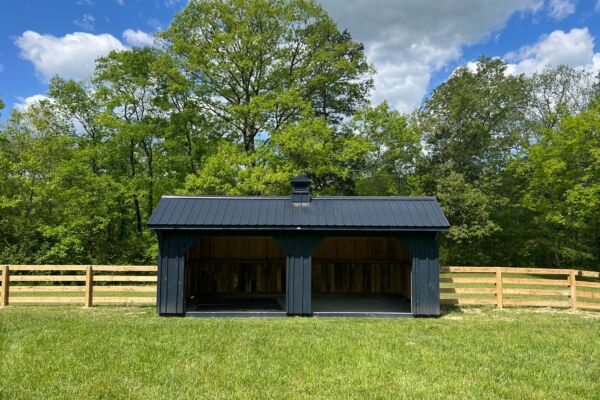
129, 139, 142, 235
133, 194, 143, 234
146, 147, 154, 220
185, 129, 197, 175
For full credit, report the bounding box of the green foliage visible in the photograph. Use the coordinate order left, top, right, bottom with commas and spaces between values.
161, 0, 372, 151
515, 103, 600, 266
182, 115, 374, 196
1, 3, 599, 269
0, 101, 152, 264
414, 57, 529, 264
347, 102, 421, 195
526, 65, 597, 131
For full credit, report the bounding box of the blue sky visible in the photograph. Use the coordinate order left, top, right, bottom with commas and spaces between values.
1, 0, 600, 118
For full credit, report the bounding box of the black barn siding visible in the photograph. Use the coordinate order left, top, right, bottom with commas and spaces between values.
399, 233, 440, 316
157, 231, 198, 316
274, 233, 323, 315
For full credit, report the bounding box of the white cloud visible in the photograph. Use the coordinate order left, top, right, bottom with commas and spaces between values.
116, 0, 125, 5
596, 0, 600, 11
464, 61, 480, 74
74, 13, 95, 31
0, 64, 4, 73
548, 0, 576, 20
163, 0, 185, 7
15, 31, 126, 82
505, 27, 600, 75
319, 0, 542, 112
14, 94, 50, 112
147, 18, 163, 30
123, 29, 155, 47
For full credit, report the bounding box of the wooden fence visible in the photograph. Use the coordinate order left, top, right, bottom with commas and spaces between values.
1, 265, 599, 311
0, 265, 156, 307
441, 266, 600, 311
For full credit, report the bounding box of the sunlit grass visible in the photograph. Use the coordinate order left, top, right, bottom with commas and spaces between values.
1, 306, 599, 399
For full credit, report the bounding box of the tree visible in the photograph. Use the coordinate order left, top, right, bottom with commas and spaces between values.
515, 102, 600, 266
182, 115, 373, 195
161, 0, 373, 152
161, 0, 374, 195
0, 98, 155, 264
419, 57, 529, 182
48, 77, 107, 173
526, 65, 597, 132
93, 47, 169, 234
416, 57, 530, 264
344, 102, 421, 196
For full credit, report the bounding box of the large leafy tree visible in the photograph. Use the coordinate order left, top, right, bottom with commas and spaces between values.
162, 0, 372, 151
162, 0, 374, 195
419, 57, 529, 182
416, 57, 530, 264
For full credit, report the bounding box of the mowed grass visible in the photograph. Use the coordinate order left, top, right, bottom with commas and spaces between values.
1, 306, 599, 399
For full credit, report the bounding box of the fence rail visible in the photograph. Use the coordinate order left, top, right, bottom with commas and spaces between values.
0, 265, 157, 307
1, 265, 599, 311
441, 266, 600, 311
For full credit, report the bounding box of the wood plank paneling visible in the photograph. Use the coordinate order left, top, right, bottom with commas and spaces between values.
94, 297, 156, 304
502, 278, 569, 286
441, 298, 496, 305
503, 299, 570, 308
310, 262, 411, 296
185, 236, 286, 296
10, 297, 83, 304
310, 237, 412, 298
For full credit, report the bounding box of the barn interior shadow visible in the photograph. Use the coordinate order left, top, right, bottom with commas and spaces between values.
184, 236, 286, 315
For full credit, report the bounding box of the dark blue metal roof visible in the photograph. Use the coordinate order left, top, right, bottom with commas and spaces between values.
148, 195, 449, 231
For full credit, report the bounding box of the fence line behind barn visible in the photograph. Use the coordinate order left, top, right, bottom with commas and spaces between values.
441, 266, 600, 311
0, 265, 599, 311
0, 265, 157, 307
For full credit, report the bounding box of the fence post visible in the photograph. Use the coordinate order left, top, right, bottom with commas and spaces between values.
569, 270, 577, 311
496, 268, 503, 309
1, 265, 9, 307
85, 265, 94, 307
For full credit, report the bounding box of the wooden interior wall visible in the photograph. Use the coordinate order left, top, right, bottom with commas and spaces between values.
312, 237, 412, 298
185, 236, 286, 297
185, 235, 412, 299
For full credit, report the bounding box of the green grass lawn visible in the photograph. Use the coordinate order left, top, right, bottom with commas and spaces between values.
1, 306, 599, 399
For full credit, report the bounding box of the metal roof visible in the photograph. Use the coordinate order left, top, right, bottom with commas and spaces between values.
148, 195, 450, 231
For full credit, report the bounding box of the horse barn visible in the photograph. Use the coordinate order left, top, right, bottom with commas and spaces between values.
148, 176, 449, 317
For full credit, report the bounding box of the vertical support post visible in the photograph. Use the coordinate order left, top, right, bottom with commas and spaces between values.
569, 270, 577, 311
274, 233, 323, 316
85, 265, 94, 307
1, 265, 9, 307
496, 269, 503, 309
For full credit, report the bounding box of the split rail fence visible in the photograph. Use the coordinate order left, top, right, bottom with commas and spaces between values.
0, 265, 599, 310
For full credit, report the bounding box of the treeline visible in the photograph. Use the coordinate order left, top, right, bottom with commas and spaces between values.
1, 0, 599, 269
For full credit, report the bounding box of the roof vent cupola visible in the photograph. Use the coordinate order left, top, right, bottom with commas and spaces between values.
291, 175, 311, 205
